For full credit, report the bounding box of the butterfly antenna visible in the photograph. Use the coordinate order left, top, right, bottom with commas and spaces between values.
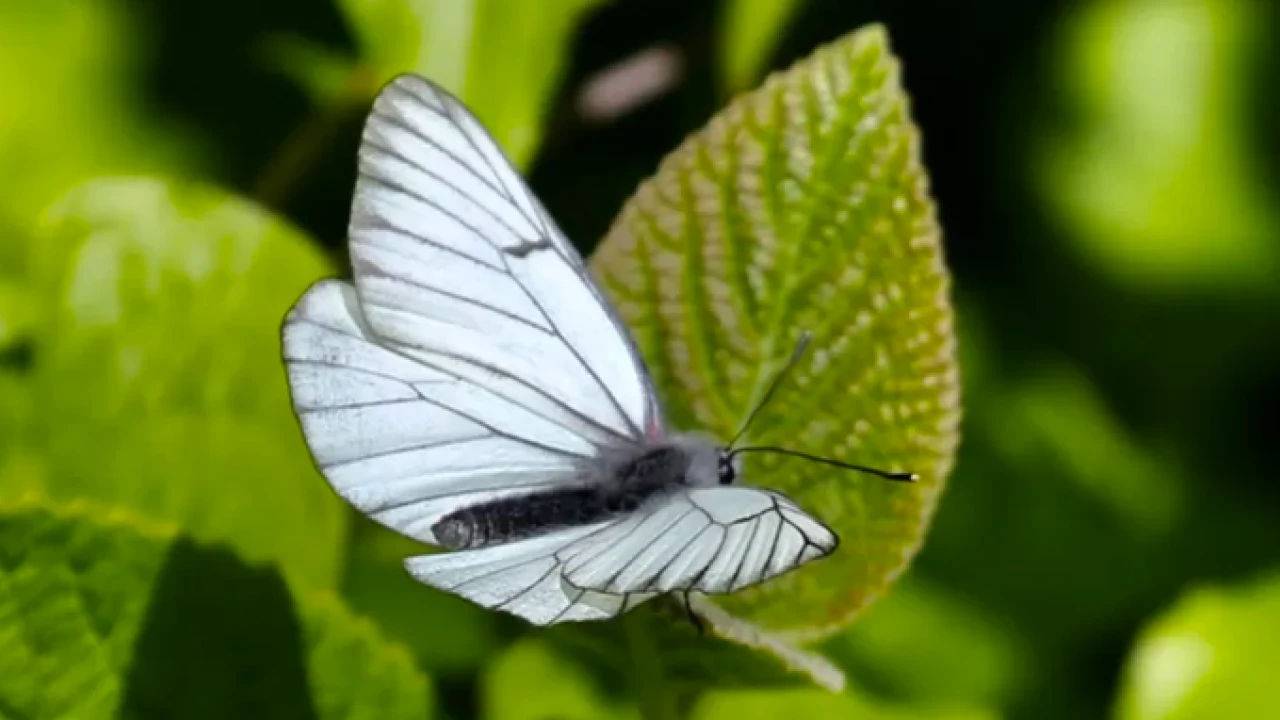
728, 446, 918, 483
727, 332, 813, 449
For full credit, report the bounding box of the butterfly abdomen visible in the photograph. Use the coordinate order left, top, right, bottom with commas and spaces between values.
432, 444, 693, 550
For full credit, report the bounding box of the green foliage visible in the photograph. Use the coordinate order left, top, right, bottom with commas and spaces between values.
341, 518, 501, 675
592, 24, 959, 633
689, 687, 997, 720
1, 177, 345, 588
719, 0, 806, 92
542, 600, 847, 708
3, 0, 1275, 718
487, 637, 993, 720
1115, 572, 1280, 720
0, 500, 431, 720
0, 0, 198, 242
485, 639, 639, 720
1037, 0, 1279, 291
0, 0, 200, 353
333, 0, 607, 168
827, 578, 1029, 709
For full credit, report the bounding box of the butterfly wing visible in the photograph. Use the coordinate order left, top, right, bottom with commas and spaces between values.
555, 486, 838, 596
404, 524, 655, 625
401, 485, 834, 624
348, 74, 662, 442
282, 75, 662, 546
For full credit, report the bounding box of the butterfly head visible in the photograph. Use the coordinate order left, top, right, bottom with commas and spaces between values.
667, 434, 741, 488
715, 450, 738, 485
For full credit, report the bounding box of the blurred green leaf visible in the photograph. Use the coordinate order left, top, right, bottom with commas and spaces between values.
0, 277, 32, 350
485, 638, 639, 720
987, 363, 1182, 537
690, 687, 999, 720
342, 517, 501, 675
0, 177, 345, 587
1115, 570, 1280, 720
259, 33, 367, 109
544, 600, 845, 708
719, 0, 805, 92
591, 24, 960, 633
921, 361, 1179, 651
826, 578, 1029, 710
0, 0, 199, 254
335, 0, 607, 168
0, 499, 431, 720
1038, 0, 1280, 291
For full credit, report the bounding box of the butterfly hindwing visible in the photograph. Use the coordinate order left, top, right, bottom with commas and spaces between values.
404, 524, 656, 625
556, 486, 838, 596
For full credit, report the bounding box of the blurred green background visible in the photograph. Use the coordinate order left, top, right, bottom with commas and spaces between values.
2, 0, 1278, 719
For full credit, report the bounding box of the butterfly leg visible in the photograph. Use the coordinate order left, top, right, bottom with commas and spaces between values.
680, 590, 704, 635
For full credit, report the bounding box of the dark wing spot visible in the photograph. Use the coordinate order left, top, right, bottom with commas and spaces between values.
503, 238, 555, 258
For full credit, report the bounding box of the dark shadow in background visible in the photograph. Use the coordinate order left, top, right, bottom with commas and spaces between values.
118, 539, 318, 720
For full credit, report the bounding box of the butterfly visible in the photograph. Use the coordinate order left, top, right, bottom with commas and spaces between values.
281, 74, 915, 626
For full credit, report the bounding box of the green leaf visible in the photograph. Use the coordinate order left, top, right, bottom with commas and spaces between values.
258, 33, 368, 109
591, 24, 959, 633
495, 632, 993, 720
0, 499, 431, 720
826, 578, 1030, 709
342, 517, 501, 675
919, 355, 1185, 656
484, 638, 638, 720
2, 177, 345, 588
1115, 571, 1280, 720
1036, 0, 1280, 291
0, 276, 32, 350
690, 687, 998, 720
335, 0, 607, 168
987, 362, 1183, 538
0, 0, 199, 248
544, 601, 846, 708
719, 0, 805, 92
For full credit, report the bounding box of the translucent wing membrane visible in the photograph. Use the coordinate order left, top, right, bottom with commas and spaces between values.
350, 74, 661, 443
558, 486, 837, 596
283, 281, 590, 545
402, 486, 835, 625
405, 525, 656, 625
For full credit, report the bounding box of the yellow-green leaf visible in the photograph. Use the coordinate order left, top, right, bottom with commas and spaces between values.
5, 177, 345, 588
1115, 571, 1280, 720
484, 638, 638, 720
0, 0, 198, 257
719, 0, 805, 92
591, 24, 959, 633
0, 500, 431, 720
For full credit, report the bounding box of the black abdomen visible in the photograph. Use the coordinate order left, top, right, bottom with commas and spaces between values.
432, 444, 689, 549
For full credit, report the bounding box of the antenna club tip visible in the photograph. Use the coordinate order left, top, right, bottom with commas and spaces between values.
901, 472, 921, 483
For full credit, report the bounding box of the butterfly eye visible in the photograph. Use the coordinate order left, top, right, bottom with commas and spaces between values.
717, 458, 735, 485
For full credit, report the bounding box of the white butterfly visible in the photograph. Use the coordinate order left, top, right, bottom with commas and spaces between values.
282, 74, 911, 626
